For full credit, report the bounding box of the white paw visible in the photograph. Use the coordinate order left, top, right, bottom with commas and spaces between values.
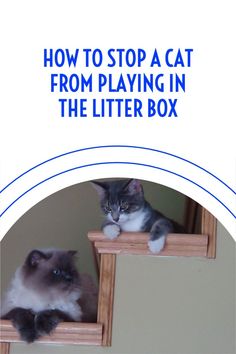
148, 236, 166, 253
103, 224, 121, 240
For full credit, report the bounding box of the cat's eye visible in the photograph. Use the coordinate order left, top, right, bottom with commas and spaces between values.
52, 269, 61, 276
120, 202, 129, 211
104, 205, 112, 213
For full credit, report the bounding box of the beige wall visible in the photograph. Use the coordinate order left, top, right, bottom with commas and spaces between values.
1, 181, 235, 354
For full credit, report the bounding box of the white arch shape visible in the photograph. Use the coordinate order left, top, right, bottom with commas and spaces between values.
0, 145, 235, 240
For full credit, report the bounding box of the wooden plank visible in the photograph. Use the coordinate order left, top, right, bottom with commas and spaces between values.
88, 231, 208, 244
184, 197, 199, 233
0, 343, 10, 354
95, 241, 208, 251
201, 207, 217, 258
88, 232, 208, 257
91, 239, 100, 275
97, 254, 116, 346
95, 243, 207, 257
0, 320, 102, 346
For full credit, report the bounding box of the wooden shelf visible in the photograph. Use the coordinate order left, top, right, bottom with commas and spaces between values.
88, 231, 209, 257
0, 320, 102, 346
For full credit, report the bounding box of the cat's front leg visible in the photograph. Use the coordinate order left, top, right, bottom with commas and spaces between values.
35, 309, 74, 337
148, 218, 173, 253
2, 307, 37, 343
102, 221, 121, 240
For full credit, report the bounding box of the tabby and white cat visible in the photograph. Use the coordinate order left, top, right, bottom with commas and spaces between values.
92, 179, 184, 253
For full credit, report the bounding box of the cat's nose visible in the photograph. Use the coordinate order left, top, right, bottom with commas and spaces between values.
63, 272, 72, 282
112, 212, 119, 222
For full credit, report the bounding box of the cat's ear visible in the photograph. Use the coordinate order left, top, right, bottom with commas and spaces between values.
124, 179, 143, 195
25, 250, 51, 268
68, 250, 77, 257
91, 181, 108, 199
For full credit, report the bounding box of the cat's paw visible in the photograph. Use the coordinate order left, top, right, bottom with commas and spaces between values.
18, 327, 38, 343
35, 311, 60, 336
103, 224, 121, 239
148, 236, 166, 253
6, 308, 37, 343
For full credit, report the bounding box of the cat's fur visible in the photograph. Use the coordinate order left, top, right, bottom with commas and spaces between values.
78, 273, 98, 323
92, 179, 185, 253
1, 249, 82, 343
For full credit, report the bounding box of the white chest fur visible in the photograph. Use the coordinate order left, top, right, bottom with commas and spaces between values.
118, 209, 147, 232
1, 268, 82, 321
